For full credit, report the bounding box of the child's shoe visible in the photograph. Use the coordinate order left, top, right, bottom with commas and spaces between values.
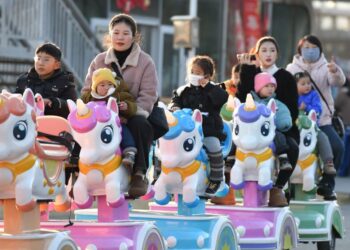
128, 172, 149, 198
323, 160, 337, 175
317, 184, 337, 201
122, 151, 136, 172
205, 180, 221, 195
278, 155, 292, 171
268, 187, 288, 207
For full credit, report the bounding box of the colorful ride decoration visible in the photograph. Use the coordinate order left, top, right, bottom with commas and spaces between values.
60, 98, 165, 250
67, 99, 129, 208
137, 108, 238, 249
230, 94, 276, 192
290, 110, 318, 192
205, 94, 298, 250
154, 108, 228, 208
288, 111, 344, 249
0, 89, 77, 250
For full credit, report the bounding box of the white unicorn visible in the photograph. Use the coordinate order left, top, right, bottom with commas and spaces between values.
290, 110, 318, 192
0, 89, 70, 212
230, 94, 277, 191
67, 98, 129, 208
154, 108, 230, 208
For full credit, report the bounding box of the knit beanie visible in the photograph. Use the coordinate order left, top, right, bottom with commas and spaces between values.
91, 68, 117, 92
254, 72, 277, 93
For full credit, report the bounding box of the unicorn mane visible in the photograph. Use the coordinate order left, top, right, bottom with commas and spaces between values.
164, 108, 203, 140
68, 101, 121, 133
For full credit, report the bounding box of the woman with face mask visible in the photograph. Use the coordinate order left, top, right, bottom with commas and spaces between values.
286, 34, 346, 201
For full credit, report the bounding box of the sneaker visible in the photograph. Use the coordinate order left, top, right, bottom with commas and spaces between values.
317, 185, 337, 201
128, 173, 149, 198
323, 160, 337, 175
122, 151, 135, 172
279, 156, 292, 171
205, 180, 221, 195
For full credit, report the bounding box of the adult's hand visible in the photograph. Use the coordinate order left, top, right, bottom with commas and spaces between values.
237, 53, 254, 65
327, 56, 338, 73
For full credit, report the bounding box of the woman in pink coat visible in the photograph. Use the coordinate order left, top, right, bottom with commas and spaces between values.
286, 34, 345, 200
82, 13, 159, 198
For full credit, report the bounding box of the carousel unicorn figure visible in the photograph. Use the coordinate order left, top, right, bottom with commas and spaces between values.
67, 98, 129, 208
0, 89, 70, 212
230, 94, 277, 192
290, 110, 318, 192
154, 108, 230, 208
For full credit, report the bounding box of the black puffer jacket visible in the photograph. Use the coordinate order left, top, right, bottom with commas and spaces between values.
169, 82, 228, 141
16, 68, 77, 118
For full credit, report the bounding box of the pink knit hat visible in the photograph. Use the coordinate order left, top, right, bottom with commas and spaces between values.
254, 72, 277, 93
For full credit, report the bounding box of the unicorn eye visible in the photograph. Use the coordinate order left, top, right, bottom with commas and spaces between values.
261, 121, 270, 136
101, 125, 113, 144
303, 132, 312, 147
183, 138, 195, 152
13, 120, 28, 140
234, 124, 239, 135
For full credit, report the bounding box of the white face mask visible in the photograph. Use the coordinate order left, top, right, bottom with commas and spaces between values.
188, 74, 204, 86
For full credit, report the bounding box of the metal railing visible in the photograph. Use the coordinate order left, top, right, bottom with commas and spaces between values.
0, 0, 102, 89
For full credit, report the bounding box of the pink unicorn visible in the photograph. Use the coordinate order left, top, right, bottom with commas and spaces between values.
67, 98, 129, 208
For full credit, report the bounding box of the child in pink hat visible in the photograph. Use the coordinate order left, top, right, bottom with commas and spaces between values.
252, 72, 293, 172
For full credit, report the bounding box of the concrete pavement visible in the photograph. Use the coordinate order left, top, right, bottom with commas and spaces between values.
335, 176, 350, 195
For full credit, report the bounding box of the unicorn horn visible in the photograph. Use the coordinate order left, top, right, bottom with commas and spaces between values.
76, 99, 90, 116
244, 93, 256, 111
226, 95, 235, 111
165, 110, 177, 126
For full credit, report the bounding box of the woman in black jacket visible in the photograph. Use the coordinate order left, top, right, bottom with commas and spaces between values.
236, 36, 299, 207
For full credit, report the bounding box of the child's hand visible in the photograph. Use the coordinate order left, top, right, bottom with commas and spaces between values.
120, 117, 127, 123
327, 56, 338, 73
43, 98, 52, 107
118, 101, 128, 111
299, 102, 306, 110
170, 106, 180, 112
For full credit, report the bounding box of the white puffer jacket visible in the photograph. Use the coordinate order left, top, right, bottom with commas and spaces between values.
286, 54, 345, 126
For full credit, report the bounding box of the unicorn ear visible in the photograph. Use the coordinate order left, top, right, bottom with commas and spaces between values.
34, 94, 45, 115
67, 99, 77, 112
107, 97, 119, 115
192, 109, 202, 124
308, 109, 317, 122
267, 98, 277, 114
22, 88, 35, 108
232, 97, 241, 110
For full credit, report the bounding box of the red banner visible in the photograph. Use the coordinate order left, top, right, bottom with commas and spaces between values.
242, 0, 262, 51
116, 0, 150, 13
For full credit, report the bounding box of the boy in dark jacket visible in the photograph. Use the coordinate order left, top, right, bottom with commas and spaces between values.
16, 42, 78, 189
16, 42, 77, 118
